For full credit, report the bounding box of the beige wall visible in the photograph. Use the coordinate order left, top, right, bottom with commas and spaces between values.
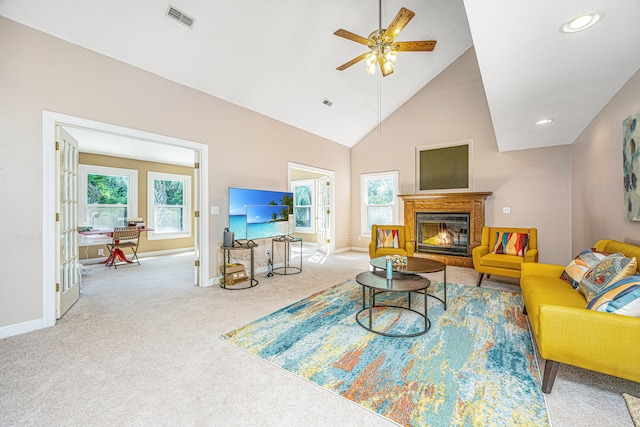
0, 18, 351, 331
79, 153, 195, 260
571, 68, 640, 252
351, 48, 573, 264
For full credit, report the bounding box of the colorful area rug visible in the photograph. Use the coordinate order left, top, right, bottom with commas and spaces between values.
221, 280, 550, 426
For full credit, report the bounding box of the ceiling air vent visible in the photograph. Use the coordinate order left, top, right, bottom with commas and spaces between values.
167, 5, 195, 28
322, 99, 333, 107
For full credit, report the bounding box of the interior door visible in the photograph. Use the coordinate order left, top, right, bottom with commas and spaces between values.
316, 177, 331, 254
56, 127, 80, 318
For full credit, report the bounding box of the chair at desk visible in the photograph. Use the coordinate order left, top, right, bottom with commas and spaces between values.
106, 226, 140, 268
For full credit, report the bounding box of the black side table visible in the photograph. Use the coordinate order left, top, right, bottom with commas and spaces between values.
270, 236, 302, 275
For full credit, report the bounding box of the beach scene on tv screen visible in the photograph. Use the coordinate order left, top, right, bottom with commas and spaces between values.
229, 188, 292, 240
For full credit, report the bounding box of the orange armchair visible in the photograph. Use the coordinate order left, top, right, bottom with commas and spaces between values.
368, 224, 415, 259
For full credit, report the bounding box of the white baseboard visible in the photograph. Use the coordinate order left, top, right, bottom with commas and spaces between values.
349, 246, 368, 253
0, 318, 44, 339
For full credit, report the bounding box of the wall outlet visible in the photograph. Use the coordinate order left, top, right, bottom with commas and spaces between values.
503, 207, 511, 214
98, 248, 104, 256
242, 252, 249, 259
265, 249, 270, 257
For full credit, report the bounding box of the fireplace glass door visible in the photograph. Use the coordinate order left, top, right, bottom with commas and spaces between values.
416, 212, 470, 256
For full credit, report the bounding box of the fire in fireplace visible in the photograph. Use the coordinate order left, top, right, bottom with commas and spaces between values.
415, 212, 470, 256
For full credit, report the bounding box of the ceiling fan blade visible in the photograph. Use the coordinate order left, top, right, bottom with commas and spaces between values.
333, 29, 371, 46
378, 57, 394, 77
392, 40, 437, 52
382, 7, 415, 42
336, 52, 369, 71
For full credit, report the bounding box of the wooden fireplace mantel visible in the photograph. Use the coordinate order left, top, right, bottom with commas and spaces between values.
400, 192, 492, 267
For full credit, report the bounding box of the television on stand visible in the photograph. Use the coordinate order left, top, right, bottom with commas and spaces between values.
229, 187, 294, 244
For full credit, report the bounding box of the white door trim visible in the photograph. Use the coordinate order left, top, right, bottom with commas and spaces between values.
42, 111, 210, 328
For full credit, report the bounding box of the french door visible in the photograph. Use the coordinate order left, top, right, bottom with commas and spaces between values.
316, 177, 331, 254
56, 127, 80, 318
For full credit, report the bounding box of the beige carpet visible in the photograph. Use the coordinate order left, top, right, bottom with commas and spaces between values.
1, 247, 639, 426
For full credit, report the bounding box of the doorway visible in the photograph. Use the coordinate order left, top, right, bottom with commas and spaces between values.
287, 162, 335, 255
42, 111, 210, 327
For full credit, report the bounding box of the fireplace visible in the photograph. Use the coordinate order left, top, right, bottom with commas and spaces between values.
400, 192, 491, 267
416, 212, 470, 256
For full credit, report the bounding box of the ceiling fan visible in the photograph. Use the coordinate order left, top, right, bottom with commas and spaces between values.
334, 4, 437, 77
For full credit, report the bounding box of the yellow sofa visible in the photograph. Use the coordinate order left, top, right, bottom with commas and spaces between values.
521, 239, 640, 393
369, 224, 414, 259
472, 226, 538, 286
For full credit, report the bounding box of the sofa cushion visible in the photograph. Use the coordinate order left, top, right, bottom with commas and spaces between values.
578, 254, 637, 303
561, 248, 610, 289
479, 253, 525, 270
587, 274, 640, 316
493, 232, 528, 256
377, 229, 399, 249
520, 275, 587, 338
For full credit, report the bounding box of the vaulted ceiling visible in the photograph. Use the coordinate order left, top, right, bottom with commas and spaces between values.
2, 0, 639, 152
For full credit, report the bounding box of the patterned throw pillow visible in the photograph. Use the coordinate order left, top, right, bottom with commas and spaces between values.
587, 274, 640, 317
578, 253, 637, 303
493, 232, 528, 256
377, 229, 399, 249
561, 248, 610, 289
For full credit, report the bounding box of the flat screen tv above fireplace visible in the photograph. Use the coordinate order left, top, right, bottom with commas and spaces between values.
415, 140, 472, 192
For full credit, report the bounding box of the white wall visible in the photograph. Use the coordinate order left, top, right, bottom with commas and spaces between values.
351, 48, 573, 264
0, 17, 351, 332
571, 67, 640, 252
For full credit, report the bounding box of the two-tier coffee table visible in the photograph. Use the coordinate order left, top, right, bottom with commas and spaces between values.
369, 256, 447, 310
355, 271, 431, 338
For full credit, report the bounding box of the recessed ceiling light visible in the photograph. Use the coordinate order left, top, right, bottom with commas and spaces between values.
536, 119, 554, 125
561, 11, 603, 33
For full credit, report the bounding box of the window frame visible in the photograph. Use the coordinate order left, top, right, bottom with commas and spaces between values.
147, 171, 192, 240
360, 171, 399, 235
78, 164, 138, 229
291, 179, 315, 233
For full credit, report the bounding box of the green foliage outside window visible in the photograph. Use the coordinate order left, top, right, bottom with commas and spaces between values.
87, 174, 128, 204
154, 180, 183, 205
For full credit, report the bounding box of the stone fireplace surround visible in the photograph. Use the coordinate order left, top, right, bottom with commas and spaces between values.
400, 192, 492, 268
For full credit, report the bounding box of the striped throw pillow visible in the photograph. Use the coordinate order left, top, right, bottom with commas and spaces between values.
493, 232, 528, 256
587, 274, 640, 317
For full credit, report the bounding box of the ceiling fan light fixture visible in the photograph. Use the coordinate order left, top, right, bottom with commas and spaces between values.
561, 11, 603, 33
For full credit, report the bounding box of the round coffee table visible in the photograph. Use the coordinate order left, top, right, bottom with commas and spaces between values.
370, 256, 447, 309
355, 271, 431, 338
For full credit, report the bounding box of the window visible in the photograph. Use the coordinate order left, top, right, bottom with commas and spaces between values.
292, 179, 314, 233
79, 165, 138, 229
147, 172, 191, 240
361, 171, 398, 234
